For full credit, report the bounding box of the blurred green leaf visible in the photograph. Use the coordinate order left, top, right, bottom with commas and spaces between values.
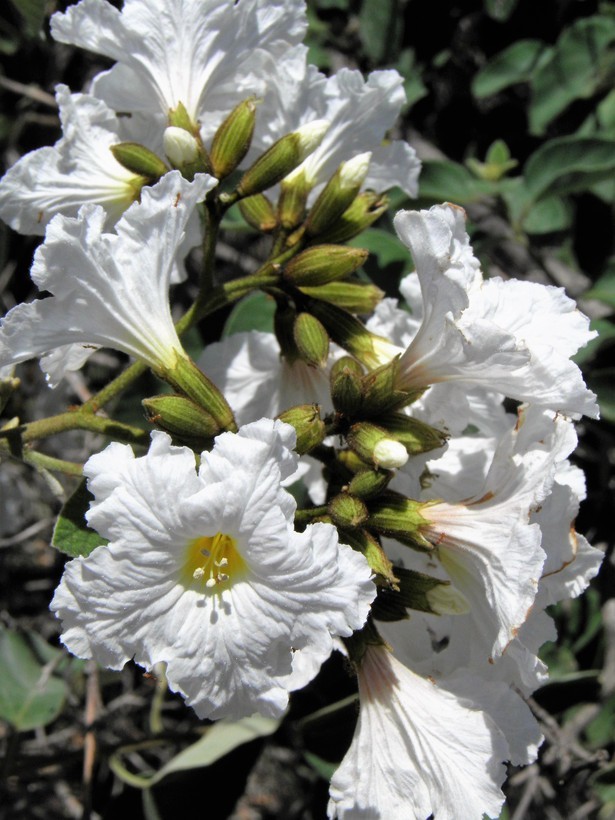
529, 16, 615, 135
524, 136, 615, 201
395, 49, 428, 109
359, 0, 402, 64
584, 694, 615, 748
584, 262, 615, 309
483, 0, 518, 21
7, 0, 46, 38
522, 194, 574, 234
418, 160, 494, 204
303, 751, 338, 780
0, 627, 67, 731
222, 291, 276, 337
349, 227, 411, 268
578, 88, 615, 138
52, 479, 106, 558
472, 40, 549, 98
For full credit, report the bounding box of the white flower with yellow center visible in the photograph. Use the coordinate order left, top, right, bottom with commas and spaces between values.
51, 420, 375, 719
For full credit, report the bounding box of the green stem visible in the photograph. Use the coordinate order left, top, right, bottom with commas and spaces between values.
200, 200, 220, 294
22, 449, 83, 477
1, 410, 149, 447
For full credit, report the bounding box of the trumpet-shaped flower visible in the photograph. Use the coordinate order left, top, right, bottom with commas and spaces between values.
248, 47, 421, 196
51, 0, 306, 138
51, 421, 375, 719
328, 644, 507, 820
0, 86, 147, 235
370, 204, 598, 420
0, 172, 216, 384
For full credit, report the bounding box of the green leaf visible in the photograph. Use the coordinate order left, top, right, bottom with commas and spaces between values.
51, 479, 106, 558
222, 290, 276, 337
0, 627, 68, 731
584, 263, 615, 309
150, 715, 280, 785
358, 0, 402, 64
7, 0, 46, 38
522, 195, 574, 234
472, 40, 549, 98
587, 367, 615, 423
418, 160, 494, 204
349, 228, 411, 268
529, 17, 615, 135
523, 136, 615, 201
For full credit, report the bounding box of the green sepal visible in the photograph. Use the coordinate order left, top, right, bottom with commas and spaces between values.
314, 191, 389, 245
328, 492, 369, 530
347, 468, 393, 499
374, 566, 450, 619
142, 394, 218, 450
379, 413, 448, 454
276, 404, 326, 454
159, 355, 237, 433
283, 245, 369, 287
239, 193, 278, 232
293, 312, 330, 368
367, 491, 432, 550
299, 281, 383, 313
339, 528, 397, 586
210, 97, 258, 179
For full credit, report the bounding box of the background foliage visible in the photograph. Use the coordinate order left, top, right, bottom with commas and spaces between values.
0, 0, 613, 817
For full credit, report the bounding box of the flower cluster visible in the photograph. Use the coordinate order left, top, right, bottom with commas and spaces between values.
0, 0, 603, 818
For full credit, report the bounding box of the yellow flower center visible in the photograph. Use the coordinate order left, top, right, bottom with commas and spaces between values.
183, 532, 247, 591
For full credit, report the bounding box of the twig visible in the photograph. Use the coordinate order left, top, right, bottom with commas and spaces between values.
0, 76, 57, 107
82, 661, 101, 820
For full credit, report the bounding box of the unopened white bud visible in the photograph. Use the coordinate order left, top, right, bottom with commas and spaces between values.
426, 584, 470, 615
164, 126, 200, 167
373, 438, 409, 469
295, 119, 330, 159
339, 152, 371, 191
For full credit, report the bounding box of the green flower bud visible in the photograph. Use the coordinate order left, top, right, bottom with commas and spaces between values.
238, 194, 278, 232
110, 142, 169, 181
143, 394, 219, 449
293, 312, 330, 368
367, 492, 432, 550
283, 245, 368, 287
278, 170, 310, 230
328, 492, 369, 530
277, 404, 326, 454
330, 364, 364, 416
347, 421, 408, 469
336, 448, 371, 475
306, 300, 395, 369
314, 191, 389, 245
305, 152, 371, 238
210, 97, 258, 179
237, 120, 330, 198
347, 468, 393, 499
379, 413, 448, 454
159, 355, 237, 433
372, 566, 458, 620
361, 358, 414, 417
298, 282, 383, 314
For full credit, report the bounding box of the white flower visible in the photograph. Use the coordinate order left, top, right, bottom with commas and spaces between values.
328, 644, 507, 820
198, 330, 333, 425
51, 420, 375, 719
0, 86, 146, 234
248, 47, 421, 196
51, 0, 306, 139
371, 204, 598, 420
0, 172, 216, 384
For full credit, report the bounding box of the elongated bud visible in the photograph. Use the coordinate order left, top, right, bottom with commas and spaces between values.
110, 142, 168, 181
347, 422, 408, 469
340, 528, 397, 586
293, 312, 329, 368
159, 354, 237, 433
307, 300, 394, 368
367, 492, 432, 550
348, 468, 393, 499
210, 98, 258, 179
143, 394, 219, 449
315, 191, 389, 245
237, 120, 330, 198
379, 413, 447, 454
279, 170, 310, 230
284, 245, 368, 287
239, 193, 278, 232
329, 493, 369, 530
277, 404, 326, 454
299, 281, 383, 314
305, 152, 371, 238
361, 358, 415, 417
